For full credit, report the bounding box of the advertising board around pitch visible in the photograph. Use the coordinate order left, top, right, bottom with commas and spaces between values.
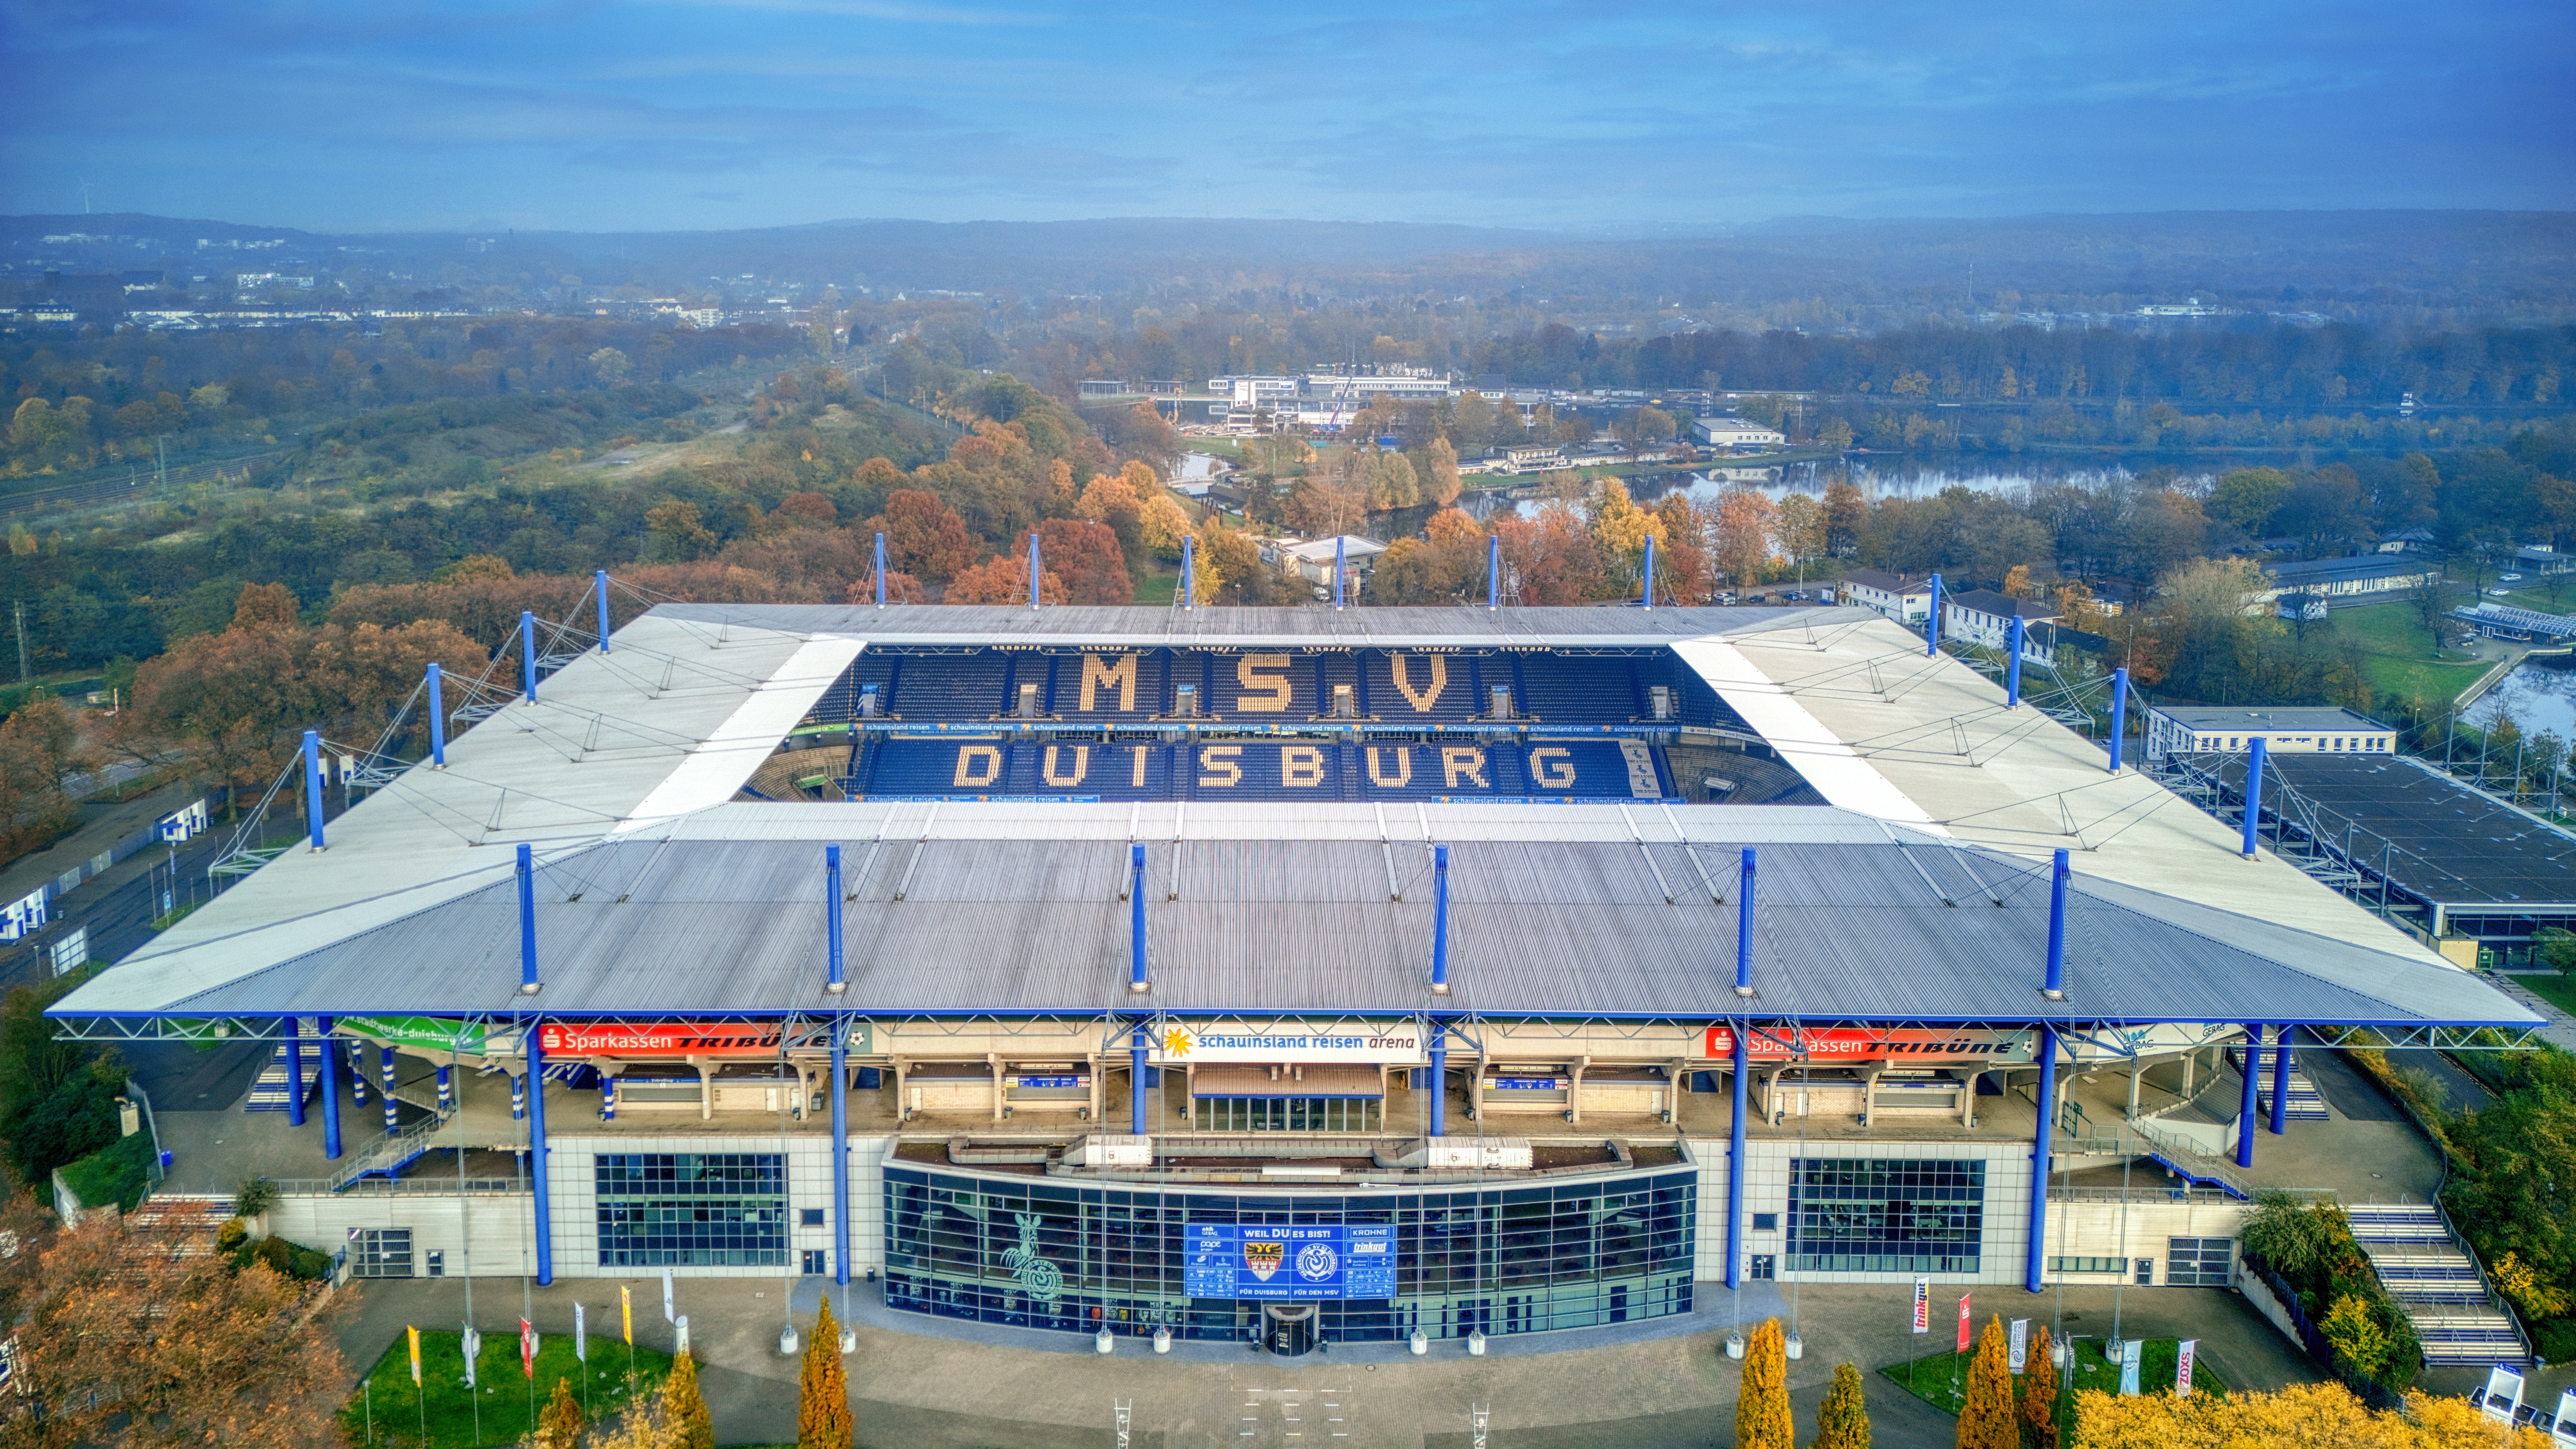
1183, 1223, 1398, 1300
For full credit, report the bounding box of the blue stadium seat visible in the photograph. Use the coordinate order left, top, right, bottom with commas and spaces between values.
888, 655, 1012, 719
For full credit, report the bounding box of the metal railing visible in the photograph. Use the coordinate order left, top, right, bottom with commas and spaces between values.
327, 1109, 452, 1191
271, 1176, 524, 1197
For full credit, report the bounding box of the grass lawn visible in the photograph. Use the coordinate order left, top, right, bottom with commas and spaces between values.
1882, 1335, 2224, 1418
2503, 970, 2576, 1017
341, 1329, 672, 1449
2329, 600, 2494, 708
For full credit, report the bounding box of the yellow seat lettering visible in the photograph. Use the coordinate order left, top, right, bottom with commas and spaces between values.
1078, 653, 1138, 713
1281, 745, 1327, 787
1199, 745, 1242, 787
1528, 747, 1576, 790
1389, 652, 1447, 713
1441, 747, 1489, 789
1366, 746, 1413, 787
1235, 653, 1293, 713
1042, 744, 1090, 787
1129, 744, 1153, 787
953, 745, 1002, 787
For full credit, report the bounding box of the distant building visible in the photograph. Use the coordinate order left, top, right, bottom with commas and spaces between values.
2260, 555, 2436, 601
1267, 535, 1387, 592
1840, 569, 1932, 623
1078, 380, 1130, 398
1494, 446, 1565, 474
2515, 545, 2576, 576
1941, 590, 2059, 665
1691, 419, 1785, 451
2376, 528, 2438, 555
2144, 705, 2398, 761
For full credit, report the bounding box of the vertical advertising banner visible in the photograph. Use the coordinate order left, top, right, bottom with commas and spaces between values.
1911, 1277, 1929, 1334
2009, 1318, 2029, 1375
1956, 1294, 1971, 1353
2175, 1339, 2197, 1397
574, 1303, 587, 1364
2119, 1338, 2143, 1396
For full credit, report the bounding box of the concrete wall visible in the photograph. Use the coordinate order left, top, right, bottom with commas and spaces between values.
266, 1133, 900, 1281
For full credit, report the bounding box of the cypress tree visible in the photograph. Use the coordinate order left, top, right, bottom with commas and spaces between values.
663, 1347, 716, 1449
1956, 1316, 2017, 1449
799, 1299, 856, 1449
1811, 1361, 1870, 1449
1736, 1317, 1793, 1449
2019, 1325, 2060, 1449
536, 1376, 585, 1449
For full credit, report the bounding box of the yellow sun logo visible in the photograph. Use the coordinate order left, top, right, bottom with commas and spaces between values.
1160, 1026, 1194, 1057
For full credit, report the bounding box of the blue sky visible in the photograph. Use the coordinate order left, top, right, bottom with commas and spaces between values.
8, 0, 2572, 233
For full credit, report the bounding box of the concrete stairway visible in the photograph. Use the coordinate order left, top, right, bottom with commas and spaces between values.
2345, 1203, 2528, 1367
2235, 1044, 2331, 1122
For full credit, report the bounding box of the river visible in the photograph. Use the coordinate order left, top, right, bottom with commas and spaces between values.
1454, 456, 2217, 520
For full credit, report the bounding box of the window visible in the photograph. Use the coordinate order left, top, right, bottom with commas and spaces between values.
1195, 1097, 1379, 1133
349, 1227, 413, 1279
1786, 1159, 1984, 1275
802, 1249, 829, 1275
881, 1165, 1696, 1344
2166, 1237, 2233, 1286
1751, 1213, 1779, 1232
596, 1153, 787, 1268
2048, 1256, 2126, 1274
801, 1208, 826, 1227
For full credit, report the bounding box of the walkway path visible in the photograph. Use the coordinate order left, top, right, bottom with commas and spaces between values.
2482, 972, 2576, 1051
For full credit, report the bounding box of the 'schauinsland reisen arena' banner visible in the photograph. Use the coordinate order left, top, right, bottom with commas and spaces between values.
1148, 1019, 1427, 1066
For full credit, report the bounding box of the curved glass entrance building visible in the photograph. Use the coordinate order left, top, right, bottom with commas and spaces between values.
884, 1163, 1697, 1344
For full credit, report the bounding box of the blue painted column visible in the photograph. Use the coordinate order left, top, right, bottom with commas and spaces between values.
2026, 1026, 2058, 1293
284, 1015, 306, 1128
302, 731, 327, 851
2006, 616, 2025, 707
2246, 737, 2267, 851
382, 1045, 398, 1136
1128, 843, 1148, 994
426, 663, 447, 768
510, 1072, 526, 1122
349, 1040, 368, 1106
1430, 844, 1451, 994
1487, 535, 1501, 609
2236, 1024, 2263, 1169
519, 611, 538, 704
1182, 534, 1196, 609
1028, 535, 1042, 609
2107, 666, 2129, 772
825, 844, 846, 993
517, 843, 540, 994
831, 1018, 851, 1286
2045, 848, 2069, 998
595, 570, 612, 653
874, 533, 888, 607
528, 1021, 553, 1285
1334, 535, 1347, 609
318, 1017, 341, 1160
1642, 535, 1656, 609
2269, 1024, 2295, 1136
1427, 1019, 1447, 1138
1926, 574, 1943, 656
1726, 1020, 1748, 1290
436, 1063, 453, 1113
1130, 1019, 1151, 1132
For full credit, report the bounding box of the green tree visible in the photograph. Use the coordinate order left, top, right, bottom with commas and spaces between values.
799, 1298, 855, 1449
1957, 1316, 2017, 1449
664, 1347, 715, 1449
2211, 467, 2292, 537
1812, 1361, 1870, 1449
1737, 1317, 1792, 1449
2534, 927, 2576, 984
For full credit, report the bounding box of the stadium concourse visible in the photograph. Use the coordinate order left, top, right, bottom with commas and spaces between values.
49, 598, 2541, 1361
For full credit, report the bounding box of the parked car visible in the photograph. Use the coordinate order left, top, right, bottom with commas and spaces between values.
2489, 588, 2514, 597
2500, 572, 2524, 581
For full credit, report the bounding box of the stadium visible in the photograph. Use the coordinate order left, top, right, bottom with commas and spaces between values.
48, 590, 2544, 1361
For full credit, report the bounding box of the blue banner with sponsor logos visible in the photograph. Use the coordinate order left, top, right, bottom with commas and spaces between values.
1182, 1223, 1398, 1300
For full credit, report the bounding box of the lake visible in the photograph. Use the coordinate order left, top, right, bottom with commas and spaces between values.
2472, 655, 2576, 744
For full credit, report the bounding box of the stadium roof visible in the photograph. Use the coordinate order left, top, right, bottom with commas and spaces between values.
51, 604, 2533, 1034
2211, 752, 2576, 912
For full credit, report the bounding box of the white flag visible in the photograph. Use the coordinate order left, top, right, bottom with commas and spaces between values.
675, 1315, 690, 1356
2175, 1339, 2197, 1397
662, 1267, 675, 1324
2009, 1318, 2029, 1375
461, 1325, 480, 1389
574, 1302, 586, 1363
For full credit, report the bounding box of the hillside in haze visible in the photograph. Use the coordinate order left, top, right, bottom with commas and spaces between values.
9, 211, 2572, 323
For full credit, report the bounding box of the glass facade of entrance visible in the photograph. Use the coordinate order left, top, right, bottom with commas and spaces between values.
883, 1165, 1695, 1343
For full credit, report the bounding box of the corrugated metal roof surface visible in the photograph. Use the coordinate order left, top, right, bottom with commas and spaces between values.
656, 601, 1824, 649
144, 834, 2537, 1028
